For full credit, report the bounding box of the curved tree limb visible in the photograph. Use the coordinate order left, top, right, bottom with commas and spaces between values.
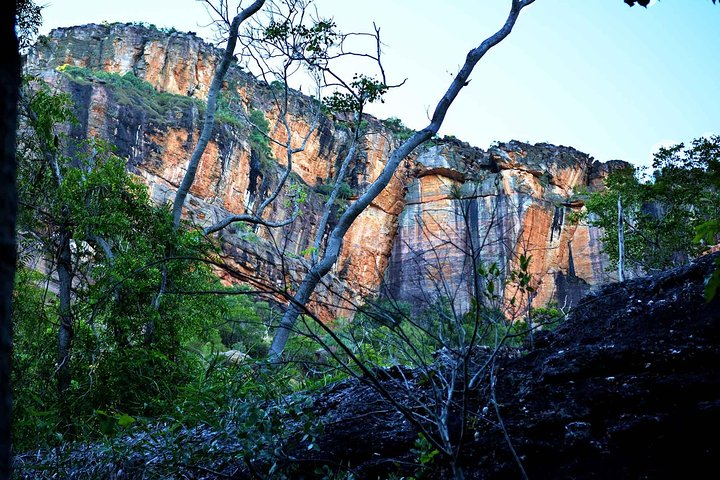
268, 0, 536, 358
172, 0, 267, 229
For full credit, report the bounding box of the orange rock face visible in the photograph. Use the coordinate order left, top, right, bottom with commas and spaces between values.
385, 140, 617, 316
28, 24, 622, 322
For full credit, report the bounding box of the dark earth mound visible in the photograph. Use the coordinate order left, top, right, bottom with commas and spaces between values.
286, 253, 720, 479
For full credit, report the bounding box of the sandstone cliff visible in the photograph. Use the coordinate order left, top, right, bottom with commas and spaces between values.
26, 23, 621, 316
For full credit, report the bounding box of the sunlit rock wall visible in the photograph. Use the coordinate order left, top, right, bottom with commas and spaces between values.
385, 140, 616, 313
26, 23, 621, 317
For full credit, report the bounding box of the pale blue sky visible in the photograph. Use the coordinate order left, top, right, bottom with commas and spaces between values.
39, 0, 720, 167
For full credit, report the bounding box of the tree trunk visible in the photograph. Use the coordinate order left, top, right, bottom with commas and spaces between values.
0, 0, 20, 476
451, 462, 465, 480
618, 193, 625, 282
268, 0, 535, 358
171, 0, 266, 229
56, 226, 73, 398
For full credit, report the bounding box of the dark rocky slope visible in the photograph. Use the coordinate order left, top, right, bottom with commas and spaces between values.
292, 253, 720, 479
13, 259, 718, 479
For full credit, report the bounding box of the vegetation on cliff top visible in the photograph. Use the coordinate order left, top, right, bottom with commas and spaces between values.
58, 64, 200, 122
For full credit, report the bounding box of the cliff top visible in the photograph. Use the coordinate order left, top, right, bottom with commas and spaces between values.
28, 22, 626, 177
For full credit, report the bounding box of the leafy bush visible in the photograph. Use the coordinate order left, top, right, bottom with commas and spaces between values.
315, 179, 355, 200
382, 116, 415, 142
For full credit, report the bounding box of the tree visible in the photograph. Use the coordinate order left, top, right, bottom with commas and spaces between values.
584, 135, 720, 277
266, 0, 537, 358
14, 78, 232, 440
0, 0, 20, 476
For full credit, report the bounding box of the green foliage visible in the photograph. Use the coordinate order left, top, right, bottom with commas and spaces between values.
345, 299, 437, 367
585, 135, 720, 274
315, 179, 355, 214
412, 432, 440, 473
286, 181, 308, 209
11, 268, 61, 445
247, 108, 276, 169
214, 83, 245, 126
13, 80, 272, 450
126, 21, 179, 35
215, 288, 272, 358
382, 117, 415, 142
346, 259, 528, 368
703, 258, 720, 301
324, 74, 388, 114
16, 0, 43, 49
508, 253, 535, 299
529, 304, 566, 329
264, 18, 338, 64
270, 79, 287, 91
57, 65, 200, 122
24, 78, 77, 145
572, 184, 590, 198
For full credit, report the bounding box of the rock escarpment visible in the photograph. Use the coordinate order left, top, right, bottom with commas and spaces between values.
26, 23, 621, 315
385, 139, 614, 314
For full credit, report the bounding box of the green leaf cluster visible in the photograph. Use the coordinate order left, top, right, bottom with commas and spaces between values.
264, 18, 338, 64
585, 135, 720, 275
324, 74, 388, 114
382, 116, 415, 142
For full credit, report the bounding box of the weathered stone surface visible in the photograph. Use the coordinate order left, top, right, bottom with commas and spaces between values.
386, 139, 619, 313
29, 23, 220, 99
288, 253, 720, 479
26, 24, 399, 319
27, 24, 625, 318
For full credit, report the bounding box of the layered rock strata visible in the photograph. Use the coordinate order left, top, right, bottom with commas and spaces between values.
26, 23, 620, 316
384, 139, 614, 314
